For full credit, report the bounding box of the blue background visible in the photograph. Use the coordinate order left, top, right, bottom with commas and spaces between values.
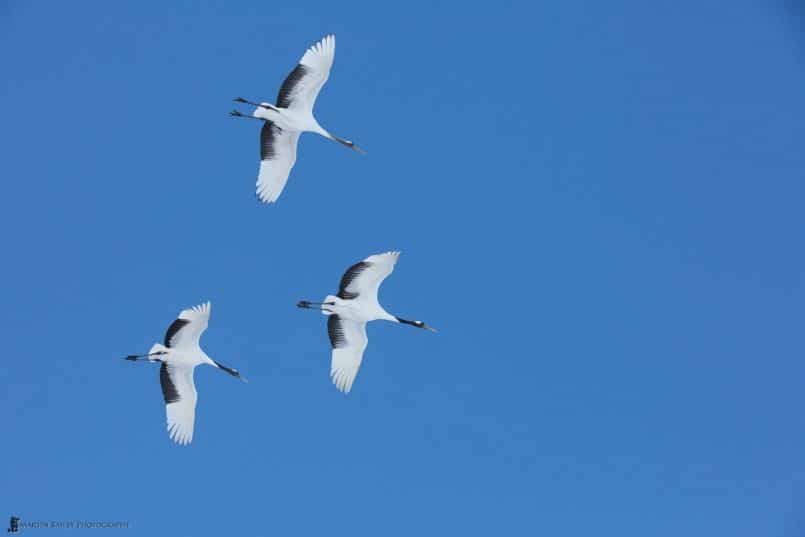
2, 1, 805, 535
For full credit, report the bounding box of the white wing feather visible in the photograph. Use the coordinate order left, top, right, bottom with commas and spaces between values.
330, 318, 368, 394
278, 35, 336, 112
167, 302, 211, 351
256, 124, 300, 203
164, 364, 197, 446
339, 251, 401, 302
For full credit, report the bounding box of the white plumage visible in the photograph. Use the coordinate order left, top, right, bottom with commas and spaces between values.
231, 34, 365, 204
125, 302, 246, 445
330, 315, 369, 394
298, 252, 436, 394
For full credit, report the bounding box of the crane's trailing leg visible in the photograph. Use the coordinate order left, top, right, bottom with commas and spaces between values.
297, 300, 335, 310
229, 110, 263, 120
124, 351, 167, 361
233, 97, 278, 111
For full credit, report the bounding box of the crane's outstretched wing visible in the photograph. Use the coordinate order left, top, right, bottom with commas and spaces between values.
160, 362, 197, 445
328, 315, 368, 394
337, 251, 400, 301
163, 302, 211, 351
256, 121, 300, 203
276, 34, 335, 112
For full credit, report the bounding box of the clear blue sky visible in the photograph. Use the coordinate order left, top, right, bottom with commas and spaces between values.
2, 1, 804, 535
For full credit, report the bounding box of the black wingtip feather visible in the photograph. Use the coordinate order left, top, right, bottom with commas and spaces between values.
327, 315, 348, 349
160, 363, 181, 404
276, 64, 308, 109
337, 261, 371, 299
164, 318, 191, 348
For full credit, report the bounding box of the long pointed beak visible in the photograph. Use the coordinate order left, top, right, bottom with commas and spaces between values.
328, 133, 366, 154
227, 369, 249, 383
212, 359, 248, 383
423, 325, 438, 333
